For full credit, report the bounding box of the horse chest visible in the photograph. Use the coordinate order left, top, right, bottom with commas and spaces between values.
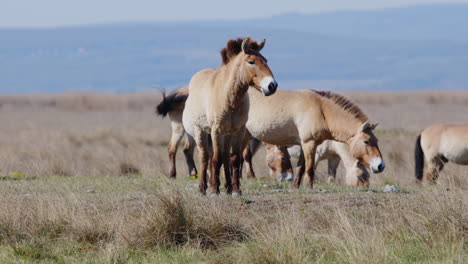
212, 110, 248, 134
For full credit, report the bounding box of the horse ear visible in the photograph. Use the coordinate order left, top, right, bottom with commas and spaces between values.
370, 123, 379, 130
257, 38, 266, 51
241, 38, 250, 53
360, 121, 370, 132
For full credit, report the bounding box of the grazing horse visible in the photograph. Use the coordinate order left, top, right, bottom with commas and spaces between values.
288, 141, 370, 186
246, 139, 370, 186
415, 124, 468, 182
183, 37, 278, 195
243, 138, 294, 180
156, 86, 197, 178
245, 88, 384, 188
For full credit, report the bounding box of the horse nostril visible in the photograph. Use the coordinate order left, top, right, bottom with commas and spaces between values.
378, 163, 385, 172
268, 82, 277, 93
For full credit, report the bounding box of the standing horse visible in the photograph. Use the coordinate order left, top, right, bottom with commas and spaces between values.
245, 88, 384, 188
415, 124, 468, 182
156, 85, 283, 180
183, 37, 278, 195
156, 86, 197, 178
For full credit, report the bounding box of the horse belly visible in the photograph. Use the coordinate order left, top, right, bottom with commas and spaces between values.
443, 149, 468, 165
247, 119, 300, 146
440, 141, 468, 165
182, 106, 210, 137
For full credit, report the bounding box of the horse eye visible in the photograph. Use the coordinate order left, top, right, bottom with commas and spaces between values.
248, 60, 255, 65
363, 140, 369, 145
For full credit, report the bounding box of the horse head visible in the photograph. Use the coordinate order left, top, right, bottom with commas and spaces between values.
221, 37, 278, 96
348, 121, 385, 174
265, 144, 294, 181
346, 160, 370, 187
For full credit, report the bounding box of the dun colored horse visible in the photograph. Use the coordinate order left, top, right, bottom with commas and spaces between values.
287, 141, 370, 186
415, 124, 468, 182
246, 139, 370, 186
156, 86, 197, 178
243, 138, 294, 180
245, 88, 384, 188
156, 86, 286, 180
183, 37, 278, 195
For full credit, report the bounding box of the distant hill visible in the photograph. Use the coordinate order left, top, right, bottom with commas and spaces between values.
0, 3, 467, 93
236, 4, 468, 42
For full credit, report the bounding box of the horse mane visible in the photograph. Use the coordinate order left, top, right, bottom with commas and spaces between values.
314, 90, 368, 122
220, 37, 261, 65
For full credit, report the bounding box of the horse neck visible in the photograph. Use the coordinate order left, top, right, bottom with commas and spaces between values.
333, 142, 356, 168
321, 99, 363, 144
221, 56, 249, 109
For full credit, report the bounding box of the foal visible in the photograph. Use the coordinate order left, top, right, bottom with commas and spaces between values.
183, 37, 278, 195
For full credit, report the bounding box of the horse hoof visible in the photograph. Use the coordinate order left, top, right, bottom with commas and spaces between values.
232, 192, 242, 197
209, 192, 219, 198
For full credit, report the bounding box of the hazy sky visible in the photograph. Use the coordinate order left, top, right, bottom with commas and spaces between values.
2, 0, 468, 28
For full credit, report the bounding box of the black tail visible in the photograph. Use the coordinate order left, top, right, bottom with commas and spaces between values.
155, 88, 188, 117
415, 134, 424, 181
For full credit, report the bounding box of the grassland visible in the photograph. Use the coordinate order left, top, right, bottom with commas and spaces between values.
0, 91, 466, 263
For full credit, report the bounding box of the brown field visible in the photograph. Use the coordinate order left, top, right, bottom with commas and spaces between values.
0, 91, 466, 263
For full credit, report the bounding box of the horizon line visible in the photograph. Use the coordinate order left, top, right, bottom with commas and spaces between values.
0, 2, 465, 30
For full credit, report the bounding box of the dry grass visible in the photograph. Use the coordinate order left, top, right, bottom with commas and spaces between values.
0, 91, 466, 263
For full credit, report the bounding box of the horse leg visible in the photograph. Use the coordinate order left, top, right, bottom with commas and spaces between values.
167, 122, 184, 178
265, 144, 279, 179
209, 132, 223, 195
193, 131, 209, 194
242, 143, 256, 178
327, 157, 340, 184
223, 135, 232, 194
302, 141, 318, 188
293, 149, 305, 188
183, 135, 198, 177
278, 146, 294, 181
426, 157, 445, 183
231, 130, 246, 196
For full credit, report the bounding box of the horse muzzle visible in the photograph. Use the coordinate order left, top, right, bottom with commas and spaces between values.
370, 157, 385, 173
278, 172, 294, 182
260, 77, 277, 96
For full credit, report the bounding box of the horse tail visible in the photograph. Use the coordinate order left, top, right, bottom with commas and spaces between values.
155, 87, 188, 117
415, 134, 424, 181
